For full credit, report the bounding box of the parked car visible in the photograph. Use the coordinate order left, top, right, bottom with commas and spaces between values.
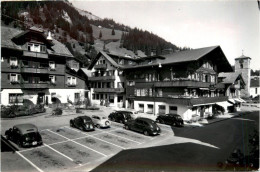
70, 116, 95, 131
91, 114, 110, 128
5, 124, 43, 148
124, 117, 161, 136
156, 114, 184, 127
108, 111, 134, 124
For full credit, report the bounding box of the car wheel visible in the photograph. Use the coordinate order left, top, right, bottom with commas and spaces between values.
144, 130, 149, 136
119, 120, 123, 124
125, 125, 129, 130
111, 118, 115, 122
96, 124, 100, 128
5, 134, 10, 140
172, 122, 176, 126
79, 126, 84, 131
17, 140, 22, 148
70, 121, 73, 127
156, 119, 160, 123
160, 120, 165, 124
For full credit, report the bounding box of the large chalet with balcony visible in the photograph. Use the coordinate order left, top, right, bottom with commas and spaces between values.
88, 46, 245, 121
1, 26, 87, 106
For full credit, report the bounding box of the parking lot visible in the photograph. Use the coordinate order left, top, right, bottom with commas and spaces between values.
5, 120, 174, 172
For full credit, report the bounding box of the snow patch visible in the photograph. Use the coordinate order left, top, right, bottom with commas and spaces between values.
62, 10, 72, 24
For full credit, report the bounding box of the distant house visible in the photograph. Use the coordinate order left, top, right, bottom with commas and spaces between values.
1, 26, 87, 106
250, 78, 260, 98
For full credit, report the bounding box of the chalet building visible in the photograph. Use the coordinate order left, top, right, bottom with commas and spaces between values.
88, 51, 126, 107
218, 72, 246, 111
87, 46, 244, 120
1, 26, 86, 106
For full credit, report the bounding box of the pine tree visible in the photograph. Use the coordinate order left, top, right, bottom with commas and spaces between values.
111, 28, 115, 35
99, 30, 102, 39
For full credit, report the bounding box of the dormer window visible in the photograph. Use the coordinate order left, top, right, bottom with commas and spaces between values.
27, 42, 46, 53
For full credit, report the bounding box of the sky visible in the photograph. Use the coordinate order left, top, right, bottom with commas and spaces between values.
70, 0, 260, 70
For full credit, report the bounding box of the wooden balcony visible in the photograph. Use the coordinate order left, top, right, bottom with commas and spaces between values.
20, 67, 49, 74
94, 64, 107, 69
134, 96, 228, 106
152, 80, 211, 88
20, 83, 49, 89
23, 50, 48, 59
88, 75, 115, 81
93, 88, 125, 93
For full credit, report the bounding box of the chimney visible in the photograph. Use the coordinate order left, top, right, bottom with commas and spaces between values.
47, 31, 52, 41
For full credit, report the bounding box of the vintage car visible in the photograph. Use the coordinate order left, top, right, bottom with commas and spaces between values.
91, 114, 110, 128
70, 116, 95, 131
124, 117, 161, 136
108, 111, 133, 124
156, 114, 184, 127
5, 124, 43, 148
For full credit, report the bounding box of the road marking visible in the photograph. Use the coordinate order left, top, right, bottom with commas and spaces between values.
18, 145, 45, 153
16, 151, 44, 172
65, 126, 125, 149
46, 129, 70, 140
71, 140, 107, 157
102, 130, 142, 144
44, 143, 74, 161
47, 128, 107, 157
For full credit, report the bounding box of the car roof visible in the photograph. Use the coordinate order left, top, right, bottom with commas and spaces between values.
92, 114, 106, 118
115, 110, 132, 113
165, 114, 180, 117
13, 123, 38, 135
136, 117, 154, 123
78, 116, 91, 120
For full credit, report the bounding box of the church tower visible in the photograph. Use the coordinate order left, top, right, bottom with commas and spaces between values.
234, 53, 251, 97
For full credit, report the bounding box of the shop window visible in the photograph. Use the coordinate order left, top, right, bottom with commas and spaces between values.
139, 104, 144, 113
158, 105, 166, 114
109, 95, 114, 103
147, 104, 154, 113
9, 94, 23, 103
169, 106, 178, 114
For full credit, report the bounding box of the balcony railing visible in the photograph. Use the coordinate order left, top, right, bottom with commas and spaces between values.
20, 83, 49, 89
23, 50, 48, 59
94, 64, 107, 69
151, 80, 211, 88
93, 88, 125, 93
134, 96, 228, 106
20, 67, 49, 74
88, 76, 115, 81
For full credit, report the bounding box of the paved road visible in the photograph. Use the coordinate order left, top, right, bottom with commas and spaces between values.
92, 110, 259, 171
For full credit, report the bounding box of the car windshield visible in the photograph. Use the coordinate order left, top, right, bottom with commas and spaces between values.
83, 119, 91, 123
22, 132, 40, 139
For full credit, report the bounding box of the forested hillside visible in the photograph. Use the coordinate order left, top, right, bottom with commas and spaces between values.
1, 0, 190, 65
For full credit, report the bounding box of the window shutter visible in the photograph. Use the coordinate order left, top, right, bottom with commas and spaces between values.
7, 58, 9, 64
18, 74, 21, 82
7, 74, 10, 80
54, 76, 56, 82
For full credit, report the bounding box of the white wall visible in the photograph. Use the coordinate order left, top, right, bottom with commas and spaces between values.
250, 87, 260, 98
1, 88, 85, 105
133, 100, 192, 120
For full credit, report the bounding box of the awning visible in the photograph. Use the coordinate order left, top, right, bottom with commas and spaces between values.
216, 101, 233, 107
234, 98, 243, 103
238, 98, 246, 103
228, 99, 236, 104
192, 103, 215, 107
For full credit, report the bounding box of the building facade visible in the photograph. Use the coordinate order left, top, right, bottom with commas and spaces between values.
88, 52, 126, 107
250, 77, 260, 98
1, 26, 86, 106
88, 46, 244, 121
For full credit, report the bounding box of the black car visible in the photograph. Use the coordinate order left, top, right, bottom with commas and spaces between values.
156, 114, 184, 127
124, 118, 161, 136
108, 111, 133, 124
70, 116, 95, 131
5, 124, 43, 148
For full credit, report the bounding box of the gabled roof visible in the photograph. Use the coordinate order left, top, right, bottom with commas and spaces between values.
235, 54, 251, 60
251, 78, 260, 87
88, 51, 124, 70
80, 68, 92, 77
1, 26, 73, 58
218, 72, 244, 84
159, 46, 219, 64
